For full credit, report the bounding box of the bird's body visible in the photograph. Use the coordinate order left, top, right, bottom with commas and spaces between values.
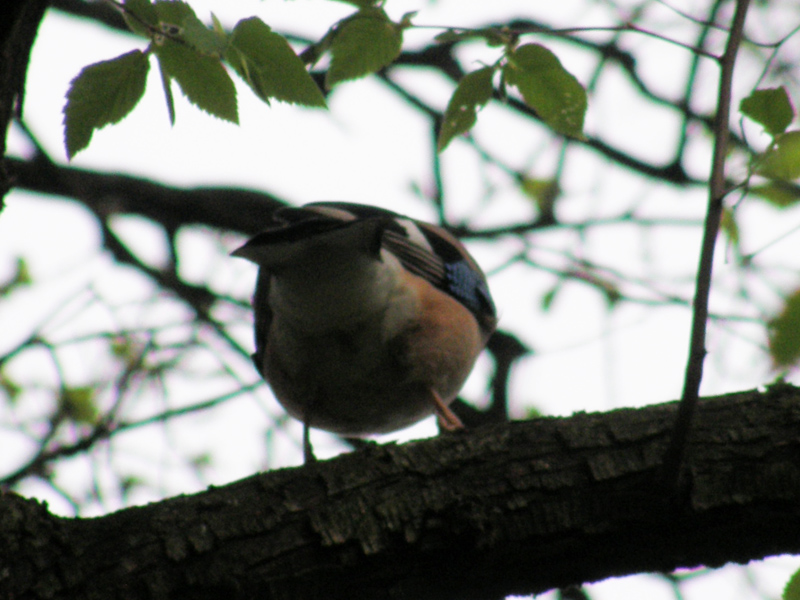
233, 202, 497, 440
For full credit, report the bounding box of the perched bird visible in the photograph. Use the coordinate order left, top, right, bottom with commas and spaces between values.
232, 202, 497, 458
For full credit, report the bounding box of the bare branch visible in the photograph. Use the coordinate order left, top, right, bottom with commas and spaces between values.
667, 0, 752, 484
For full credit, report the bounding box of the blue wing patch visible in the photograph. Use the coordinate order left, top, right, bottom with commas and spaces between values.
445, 260, 495, 317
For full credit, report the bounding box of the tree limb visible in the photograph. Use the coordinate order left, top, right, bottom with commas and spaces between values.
0, 0, 49, 204
6, 155, 285, 235
3, 385, 800, 600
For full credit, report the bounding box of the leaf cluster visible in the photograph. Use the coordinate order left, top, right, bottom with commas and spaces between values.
437, 41, 587, 151
63, 0, 589, 159
63, 0, 412, 158
742, 87, 800, 186
738, 87, 800, 369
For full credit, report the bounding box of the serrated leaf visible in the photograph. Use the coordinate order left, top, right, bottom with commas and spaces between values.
750, 181, 800, 208
784, 568, 800, 600
228, 17, 326, 108
63, 50, 149, 159
181, 17, 228, 56
756, 131, 800, 181
741, 87, 794, 137
122, 0, 159, 38
152, 1, 192, 41
155, 40, 238, 123
769, 288, 800, 368
326, 8, 403, 88
438, 66, 494, 151
504, 43, 587, 138
179, 12, 227, 56
152, 0, 226, 56
59, 386, 99, 425
153, 0, 194, 33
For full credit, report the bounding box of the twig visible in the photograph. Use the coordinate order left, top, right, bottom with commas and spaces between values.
663, 0, 752, 486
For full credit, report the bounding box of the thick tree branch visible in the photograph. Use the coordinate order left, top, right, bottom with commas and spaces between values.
0, 0, 49, 204
3, 385, 800, 600
6, 155, 285, 235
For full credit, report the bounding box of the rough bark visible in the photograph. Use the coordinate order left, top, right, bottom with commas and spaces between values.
0, 0, 49, 205
3, 385, 800, 600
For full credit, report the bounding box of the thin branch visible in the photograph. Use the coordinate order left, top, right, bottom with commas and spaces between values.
675, 0, 728, 161
664, 0, 752, 485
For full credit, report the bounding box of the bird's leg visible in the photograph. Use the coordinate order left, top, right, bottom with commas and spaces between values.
302, 395, 317, 463
430, 389, 464, 432
302, 422, 315, 463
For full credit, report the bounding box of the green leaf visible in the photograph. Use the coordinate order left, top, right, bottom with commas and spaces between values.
541, 283, 561, 311
122, 0, 159, 38
326, 8, 403, 88
720, 206, 741, 256
750, 181, 800, 208
121, 475, 145, 495
521, 177, 560, 222
152, 0, 194, 39
179, 14, 228, 57
503, 43, 587, 138
152, 1, 194, 33
59, 386, 99, 425
741, 87, 794, 137
155, 40, 238, 123
756, 131, 800, 181
438, 66, 495, 151
151, 1, 227, 56
784, 567, 800, 600
769, 288, 800, 368
523, 405, 543, 420
63, 50, 149, 159
0, 257, 32, 296
0, 369, 21, 404
111, 335, 139, 366
228, 17, 327, 108
210, 12, 226, 38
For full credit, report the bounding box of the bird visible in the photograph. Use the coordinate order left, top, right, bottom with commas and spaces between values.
232, 202, 497, 460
